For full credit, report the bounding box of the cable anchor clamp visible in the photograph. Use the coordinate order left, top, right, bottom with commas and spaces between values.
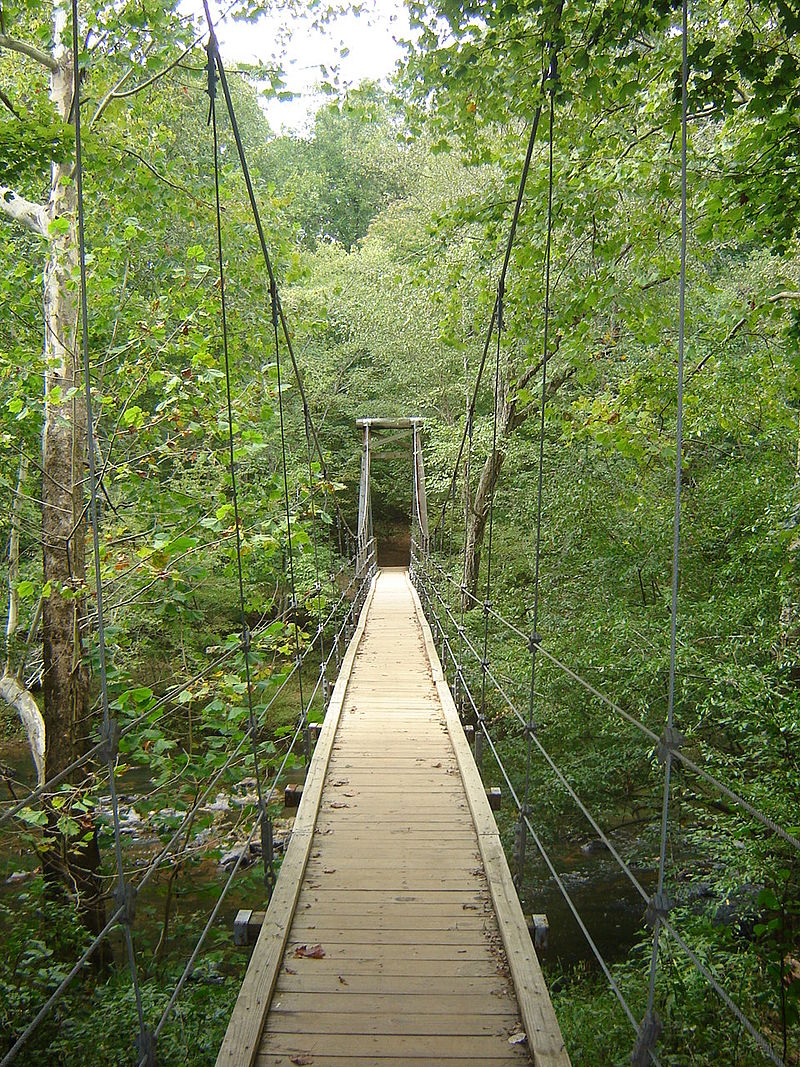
644, 890, 672, 929
631, 1008, 662, 1067
528, 632, 542, 653
114, 880, 137, 926
656, 726, 685, 766
99, 718, 120, 764
240, 624, 252, 655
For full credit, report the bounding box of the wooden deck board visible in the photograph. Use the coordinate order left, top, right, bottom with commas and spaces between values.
217, 569, 568, 1067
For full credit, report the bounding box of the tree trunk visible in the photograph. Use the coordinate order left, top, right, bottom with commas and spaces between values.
2, 452, 46, 784
463, 440, 508, 604
38, 14, 109, 953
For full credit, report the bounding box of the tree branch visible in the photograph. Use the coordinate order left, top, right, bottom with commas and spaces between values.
0, 33, 58, 71
118, 145, 214, 209
110, 38, 197, 102
0, 185, 49, 236
688, 290, 800, 381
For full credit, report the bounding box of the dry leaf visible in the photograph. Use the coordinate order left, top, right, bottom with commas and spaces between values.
322, 867, 336, 874
284, 966, 297, 975
294, 943, 326, 959
338, 975, 348, 985
330, 801, 349, 809
508, 1032, 527, 1046
290, 1056, 313, 1065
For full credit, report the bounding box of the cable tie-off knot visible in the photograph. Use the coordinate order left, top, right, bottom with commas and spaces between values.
631, 1008, 662, 1067
114, 880, 137, 926
528, 632, 541, 652
483, 599, 492, 615
240, 625, 251, 655
136, 1028, 157, 1067
205, 41, 217, 125
99, 717, 120, 764
656, 725, 685, 766
644, 890, 672, 929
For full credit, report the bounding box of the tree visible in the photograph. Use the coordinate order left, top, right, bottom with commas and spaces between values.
0, 0, 200, 938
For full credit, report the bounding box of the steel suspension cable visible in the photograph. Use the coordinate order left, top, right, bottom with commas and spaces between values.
201, 0, 352, 544
435, 4, 564, 533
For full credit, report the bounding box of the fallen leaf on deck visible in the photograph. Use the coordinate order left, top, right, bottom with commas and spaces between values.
338, 975, 348, 985
508, 1032, 527, 1046
294, 943, 326, 959
322, 867, 336, 874
330, 802, 349, 809
290, 1056, 313, 1065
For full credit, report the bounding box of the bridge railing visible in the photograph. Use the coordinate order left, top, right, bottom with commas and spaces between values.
410, 537, 798, 1067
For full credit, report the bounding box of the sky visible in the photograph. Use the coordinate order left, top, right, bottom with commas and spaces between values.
196, 0, 412, 132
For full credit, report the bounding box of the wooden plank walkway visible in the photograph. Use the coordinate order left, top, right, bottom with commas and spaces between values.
217, 568, 568, 1067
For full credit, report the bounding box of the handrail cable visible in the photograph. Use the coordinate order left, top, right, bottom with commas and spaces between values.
414, 560, 788, 1066
0, 551, 374, 1066
418, 551, 800, 852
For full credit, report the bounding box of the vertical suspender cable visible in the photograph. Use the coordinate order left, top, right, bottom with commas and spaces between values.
207, 51, 272, 885
638, 0, 689, 1060
302, 401, 328, 717
477, 280, 504, 770
69, 1, 152, 1060
518, 53, 557, 886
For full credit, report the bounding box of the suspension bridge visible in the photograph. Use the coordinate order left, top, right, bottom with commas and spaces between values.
2, 0, 799, 1065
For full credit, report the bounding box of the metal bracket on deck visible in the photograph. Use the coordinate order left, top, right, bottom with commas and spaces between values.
233, 909, 266, 947
524, 913, 550, 951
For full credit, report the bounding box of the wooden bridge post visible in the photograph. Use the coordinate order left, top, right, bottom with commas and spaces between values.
411, 420, 429, 561
356, 421, 373, 577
